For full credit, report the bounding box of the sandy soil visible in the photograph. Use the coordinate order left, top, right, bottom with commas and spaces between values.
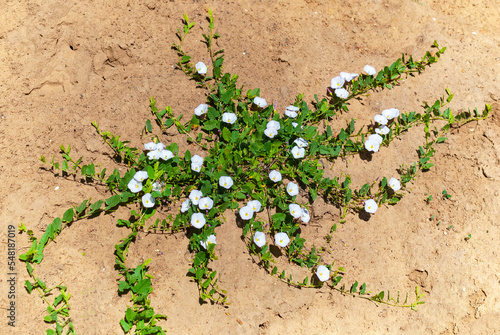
1, 0, 499, 334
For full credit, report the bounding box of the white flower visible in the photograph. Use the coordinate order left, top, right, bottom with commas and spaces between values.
334, 88, 349, 99
152, 181, 162, 192
331, 76, 345, 89
195, 62, 207, 75
364, 139, 380, 152
382, 108, 400, 120
134, 171, 148, 182
155, 143, 166, 153
160, 150, 173, 160
289, 204, 303, 218
340, 72, 358, 82
128, 179, 142, 193
219, 176, 234, 189
364, 199, 378, 214
389, 177, 401, 191
189, 190, 203, 205
198, 197, 214, 210
194, 104, 208, 116
368, 134, 383, 144
180, 199, 191, 213
253, 231, 266, 248
269, 170, 282, 182
275, 232, 290, 247
247, 200, 262, 212
191, 154, 204, 172
374, 114, 388, 125
294, 138, 308, 148
286, 182, 299, 196
300, 208, 310, 223
292, 122, 298, 128
200, 234, 216, 250
316, 265, 330, 282
222, 112, 237, 124
147, 150, 160, 160
291, 146, 305, 159
375, 126, 390, 135
191, 213, 206, 229
267, 120, 281, 131
285, 106, 299, 118
264, 127, 278, 139
364, 65, 376, 76
142, 193, 155, 208
239, 206, 254, 220
191, 163, 202, 172
253, 97, 267, 108
144, 142, 157, 151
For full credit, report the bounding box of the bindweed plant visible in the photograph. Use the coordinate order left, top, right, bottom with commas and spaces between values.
20, 10, 490, 334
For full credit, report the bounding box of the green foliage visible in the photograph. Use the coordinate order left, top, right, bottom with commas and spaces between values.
20, 11, 491, 334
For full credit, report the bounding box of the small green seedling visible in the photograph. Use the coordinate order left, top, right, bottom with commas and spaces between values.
442, 189, 452, 199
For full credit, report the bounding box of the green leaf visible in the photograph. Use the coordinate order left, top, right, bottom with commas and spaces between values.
118, 281, 130, 293
89, 200, 103, 213
76, 200, 88, 215
25, 280, 34, 294
120, 319, 131, 332
105, 194, 121, 209
132, 278, 152, 296
145, 119, 152, 132
125, 307, 137, 322
350, 281, 359, 293
436, 137, 447, 143
62, 208, 74, 223
222, 127, 231, 142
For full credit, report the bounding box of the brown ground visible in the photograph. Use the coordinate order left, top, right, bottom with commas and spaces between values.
1, 0, 499, 334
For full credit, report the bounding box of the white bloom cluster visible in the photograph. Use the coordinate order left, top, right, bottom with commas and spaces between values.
144, 142, 174, 161
291, 137, 308, 159
330, 71, 357, 100
185, 189, 215, 230
288, 203, 310, 223
364, 134, 383, 153
127, 170, 157, 208
239, 199, 262, 221
365, 108, 400, 152
264, 120, 280, 139
191, 154, 204, 172
285, 105, 299, 118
